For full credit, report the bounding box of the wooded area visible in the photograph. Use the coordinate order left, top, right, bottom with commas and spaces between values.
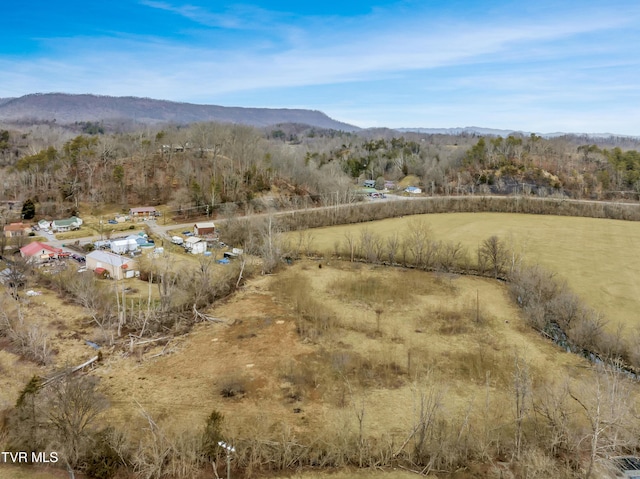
2, 122, 640, 225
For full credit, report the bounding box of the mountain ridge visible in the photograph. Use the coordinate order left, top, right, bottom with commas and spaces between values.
1, 93, 638, 140
398, 126, 640, 140
0, 93, 360, 131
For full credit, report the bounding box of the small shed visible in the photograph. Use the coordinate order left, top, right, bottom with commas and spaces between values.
194, 222, 215, 236
612, 457, 640, 478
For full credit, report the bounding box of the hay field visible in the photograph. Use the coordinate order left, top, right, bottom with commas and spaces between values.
300, 212, 640, 332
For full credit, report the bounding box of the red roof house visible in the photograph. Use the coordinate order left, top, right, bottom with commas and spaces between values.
20, 241, 63, 262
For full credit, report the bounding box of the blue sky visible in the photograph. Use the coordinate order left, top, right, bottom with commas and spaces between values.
2, 0, 640, 134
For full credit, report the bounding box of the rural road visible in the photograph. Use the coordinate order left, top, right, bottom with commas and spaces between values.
43, 193, 640, 255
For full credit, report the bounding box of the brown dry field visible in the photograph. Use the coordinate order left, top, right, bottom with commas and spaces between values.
94, 261, 585, 432
0, 255, 597, 479
295, 212, 640, 333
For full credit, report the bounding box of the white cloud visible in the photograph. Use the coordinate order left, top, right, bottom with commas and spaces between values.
2, 1, 640, 133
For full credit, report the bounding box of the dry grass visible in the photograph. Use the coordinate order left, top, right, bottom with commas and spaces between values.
53, 228, 95, 241
281, 469, 429, 479
0, 289, 92, 409
0, 465, 70, 479
0, 257, 605, 477
299, 212, 640, 333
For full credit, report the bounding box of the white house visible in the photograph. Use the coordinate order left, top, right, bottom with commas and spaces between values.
52, 216, 83, 232
184, 237, 207, 255
129, 206, 158, 217
38, 219, 52, 230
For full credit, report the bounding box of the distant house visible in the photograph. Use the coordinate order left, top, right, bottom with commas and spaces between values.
4, 222, 31, 238
52, 216, 83, 232
194, 222, 215, 236
20, 241, 63, 262
363, 180, 376, 188
38, 219, 52, 230
134, 233, 154, 248
110, 237, 139, 254
129, 207, 158, 217
184, 237, 207, 255
86, 250, 137, 280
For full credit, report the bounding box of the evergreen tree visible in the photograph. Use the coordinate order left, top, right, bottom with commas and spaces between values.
21, 198, 36, 220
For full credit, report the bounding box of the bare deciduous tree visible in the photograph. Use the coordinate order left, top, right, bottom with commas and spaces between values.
479, 235, 509, 279
46, 375, 109, 473
569, 365, 634, 479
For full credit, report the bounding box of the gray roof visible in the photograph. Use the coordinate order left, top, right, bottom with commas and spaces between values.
87, 250, 134, 267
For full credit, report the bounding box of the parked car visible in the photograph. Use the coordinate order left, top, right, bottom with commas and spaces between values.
108, 219, 118, 224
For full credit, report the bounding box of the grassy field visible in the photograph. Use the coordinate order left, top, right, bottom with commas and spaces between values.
0, 256, 618, 477
91, 260, 586, 446
298, 212, 640, 333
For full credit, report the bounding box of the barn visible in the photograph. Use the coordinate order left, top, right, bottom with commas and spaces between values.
86, 250, 137, 280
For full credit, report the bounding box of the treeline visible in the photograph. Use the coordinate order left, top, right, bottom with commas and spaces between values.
218, 196, 640, 244
3, 121, 640, 222
462, 136, 640, 199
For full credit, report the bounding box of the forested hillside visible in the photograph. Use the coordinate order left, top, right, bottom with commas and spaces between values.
1, 121, 640, 222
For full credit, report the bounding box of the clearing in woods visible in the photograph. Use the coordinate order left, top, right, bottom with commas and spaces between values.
298, 212, 640, 333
